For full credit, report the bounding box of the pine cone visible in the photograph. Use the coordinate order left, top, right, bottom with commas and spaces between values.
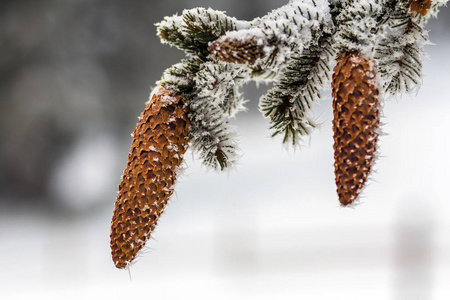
409, 0, 432, 16
110, 87, 190, 268
208, 36, 263, 65
332, 53, 380, 206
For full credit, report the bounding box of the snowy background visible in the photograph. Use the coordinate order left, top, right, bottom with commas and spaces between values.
0, 1, 449, 299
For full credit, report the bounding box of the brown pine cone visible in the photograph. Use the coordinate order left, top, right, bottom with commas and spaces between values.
409, 0, 432, 16
208, 36, 263, 65
332, 53, 380, 206
110, 87, 190, 268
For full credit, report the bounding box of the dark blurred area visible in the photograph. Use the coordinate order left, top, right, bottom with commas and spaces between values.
0, 0, 448, 212
0, 0, 283, 211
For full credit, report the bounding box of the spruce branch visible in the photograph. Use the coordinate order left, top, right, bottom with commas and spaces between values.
220, 85, 247, 117
374, 0, 448, 95
158, 58, 200, 95
332, 0, 384, 55
209, 0, 333, 73
156, 56, 240, 171
188, 96, 239, 170
260, 33, 335, 145
157, 8, 249, 61
196, 60, 249, 117
195, 60, 247, 114
375, 1, 432, 95
158, 58, 241, 170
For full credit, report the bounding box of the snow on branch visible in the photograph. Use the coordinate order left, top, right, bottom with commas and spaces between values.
188, 95, 239, 170
209, 0, 333, 71
260, 33, 335, 145
157, 8, 250, 61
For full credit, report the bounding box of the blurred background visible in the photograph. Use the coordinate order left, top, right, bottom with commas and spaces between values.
0, 1, 449, 299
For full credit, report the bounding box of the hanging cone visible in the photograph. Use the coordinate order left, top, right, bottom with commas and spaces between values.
331, 53, 380, 206
110, 87, 190, 268
208, 36, 263, 65
409, 0, 432, 16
